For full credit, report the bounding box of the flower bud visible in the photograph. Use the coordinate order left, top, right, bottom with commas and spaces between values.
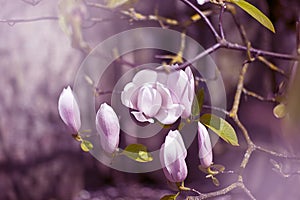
160, 130, 188, 183
95, 103, 120, 154
198, 122, 213, 168
58, 86, 81, 133
197, 0, 210, 5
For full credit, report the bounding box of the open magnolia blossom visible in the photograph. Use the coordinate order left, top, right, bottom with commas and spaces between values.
121, 65, 194, 125
198, 122, 213, 168
95, 103, 120, 154
197, 0, 210, 5
58, 86, 81, 133
160, 130, 188, 183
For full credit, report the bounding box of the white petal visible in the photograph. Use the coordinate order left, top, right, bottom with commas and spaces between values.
167, 70, 189, 103
197, 0, 209, 5
121, 82, 138, 109
156, 83, 173, 108
137, 86, 162, 117
131, 111, 154, 123
155, 104, 184, 124
132, 70, 157, 86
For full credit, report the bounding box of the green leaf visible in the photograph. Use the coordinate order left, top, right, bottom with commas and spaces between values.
273, 103, 287, 118
200, 114, 239, 146
160, 194, 178, 200
211, 176, 220, 187
229, 0, 275, 33
210, 164, 225, 173
122, 144, 153, 162
191, 88, 205, 117
80, 140, 94, 152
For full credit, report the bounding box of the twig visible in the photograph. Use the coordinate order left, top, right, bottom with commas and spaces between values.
178, 43, 221, 69
21, 0, 42, 6
180, 0, 221, 41
256, 145, 300, 160
242, 88, 276, 102
229, 62, 250, 117
218, 4, 226, 40
0, 16, 58, 25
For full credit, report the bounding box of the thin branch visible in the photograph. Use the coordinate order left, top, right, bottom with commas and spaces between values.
229, 62, 250, 117
223, 42, 299, 61
0, 16, 58, 25
218, 4, 226, 40
178, 43, 221, 69
180, 0, 221, 41
242, 88, 276, 102
21, 0, 42, 6
256, 145, 300, 160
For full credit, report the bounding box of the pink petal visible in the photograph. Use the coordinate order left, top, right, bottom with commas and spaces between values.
96, 103, 120, 154
58, 86, 81, 132
198, 122, 213, 167
160, 130, 188, 183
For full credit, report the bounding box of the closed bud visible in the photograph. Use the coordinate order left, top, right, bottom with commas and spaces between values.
58, 86, 81, 133
198, 122, 213, 168
95, 103, 120, 154
197, 0, 210, 5
160, 130, 188, 183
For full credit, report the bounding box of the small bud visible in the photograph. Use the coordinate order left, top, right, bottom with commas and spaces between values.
58, 86, 81, 133
160, 130, 188, 183
95, 103, 120, 154
197, 0, 210, 5
198, 122, 213, 168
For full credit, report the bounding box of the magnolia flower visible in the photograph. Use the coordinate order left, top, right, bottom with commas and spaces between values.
121, 65, 194, 124
160, 130, 188, 183
58, 86, 81, 133
197, 0, 210, 5
96, 103, 120, 154
198, 122, 213, 168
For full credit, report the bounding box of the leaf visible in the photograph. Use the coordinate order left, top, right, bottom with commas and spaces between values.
106, 0, 138, 9
80, 140, 94, 152
211, 176, 220, 187
200, 114, 239, 146
229, 0, 275, 33
160, 194, 178, 200
210, 164, 225, 173
198, 165, 209, 174
122, 144, 153, 162
191, 88, 205, 117
273, 103, 287, 118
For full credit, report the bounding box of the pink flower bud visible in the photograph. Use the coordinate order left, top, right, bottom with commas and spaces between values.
95, 103, 120, 154
198, 122, 213, 168
160, 130, 188, 183
58, 86, 81, 133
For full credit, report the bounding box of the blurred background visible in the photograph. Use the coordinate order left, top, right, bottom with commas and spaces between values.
0, 0, 299, 199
